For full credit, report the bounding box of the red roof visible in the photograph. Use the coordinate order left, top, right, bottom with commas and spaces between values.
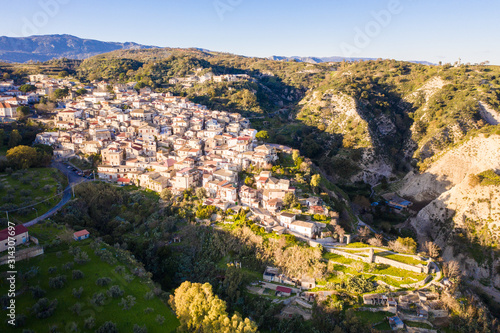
276, 286, 292, 293
73, 229, 90, 237
0, 225, 29, 241
117, 178, 131, 183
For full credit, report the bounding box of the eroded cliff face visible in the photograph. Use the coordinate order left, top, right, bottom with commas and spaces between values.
411, 178, 500, 289
297, 90, 395, 184
400, 134, 500, 202
404, 134, 500, 290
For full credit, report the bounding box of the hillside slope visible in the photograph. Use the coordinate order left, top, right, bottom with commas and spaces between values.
400, 134, 500, 201
401, 135, 500, 293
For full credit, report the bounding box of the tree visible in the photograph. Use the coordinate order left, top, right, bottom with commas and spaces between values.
195, 187, 207, 200
53, 87, 69, 100
334, 225, 345, 242
283, 192, 299, 209
0, 129, 5, 147
76, 88, 88, 96
19, 84, 36, 93
31, 298, 58, 319
388, 237, 417, 254
255, 130, 269, 141
169, 281, 257, 333
160, 188, 173, 201
292, 149, 300, 163
422, 241, 440, 258
96, 321, 118, 333
17, 106, 30, 119
8, 129, 22, 148
443, 261, 461, 282
358, 226, 371, 240
310, 174, 321, 190
368, 234, 383, 247
133, 324, 148, 333
6, 146, 38, 169
244, 176, 253, 186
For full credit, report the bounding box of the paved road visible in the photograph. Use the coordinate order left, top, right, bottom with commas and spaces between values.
23, 161, 90, 227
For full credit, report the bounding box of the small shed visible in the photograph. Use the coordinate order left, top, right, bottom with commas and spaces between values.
276, 286, 292, 297
388, 316, 404, 330
73, 229, 90, 241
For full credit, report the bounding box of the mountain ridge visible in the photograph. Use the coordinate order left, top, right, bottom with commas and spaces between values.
0, 34, 158, 63
0, 34, 436, 65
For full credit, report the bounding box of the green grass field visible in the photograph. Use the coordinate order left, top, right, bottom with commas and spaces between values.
376, 251, 427, 266
354, 310, 393, 328
0, 237, 179, 332
0, 168, 67, 223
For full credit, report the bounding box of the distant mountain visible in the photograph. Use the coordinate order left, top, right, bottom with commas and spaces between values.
269, 55, 434, 65
0, 34, 158, 63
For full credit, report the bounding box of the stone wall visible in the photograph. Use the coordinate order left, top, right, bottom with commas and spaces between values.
406, 328, 437, 333
0, 246, 44, 265
356, 306, 397, 314
327, 248, 370, 263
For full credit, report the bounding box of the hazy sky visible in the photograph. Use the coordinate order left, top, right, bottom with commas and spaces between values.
1, 0, 498, 64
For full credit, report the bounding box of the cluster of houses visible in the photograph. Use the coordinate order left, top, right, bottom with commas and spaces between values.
363, 290, 448, 330
24, 75, 334, 240
0, 78, 41, 120
168, 69, 251, 88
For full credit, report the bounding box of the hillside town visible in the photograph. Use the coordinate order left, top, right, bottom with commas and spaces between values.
0, 74, 468, 331
1, 74, 340, 242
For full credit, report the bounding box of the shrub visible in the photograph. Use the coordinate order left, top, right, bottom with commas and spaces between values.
31, 298, 58, 319
62, 261, 74, 271
96, 321, 118, 333
156, 315, 165, 325
115, 266, 126, 274
91, 292, 107, 306
67, 322, 78, 332
14, 314, 27, 327
84, 316, 95, 329
70, 302, 82, 315
72, 287, 83, 299
48, 266, 57, 274
96, 277, 112, 286
144, 291, 155, 300
29, 285, 46, 299
119, 295, 136, 310
107, 285, 124, 298
72, 270, 85, 280
48, 275, 67, 289
74, 251, 90, 264
133, 324, 148, 333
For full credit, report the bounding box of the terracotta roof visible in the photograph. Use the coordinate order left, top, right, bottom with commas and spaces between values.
276, 286, 292, 293
0, 225, 28, 241
73, 229, 90, 237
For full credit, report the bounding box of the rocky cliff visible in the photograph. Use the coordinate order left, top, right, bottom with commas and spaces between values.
400, 134, 500, 202
404, 134, 500, 290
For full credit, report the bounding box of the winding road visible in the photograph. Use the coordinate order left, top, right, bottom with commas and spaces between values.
23, 161, 90, 227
